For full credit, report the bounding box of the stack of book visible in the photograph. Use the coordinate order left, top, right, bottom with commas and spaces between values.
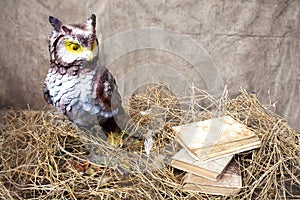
171, 115, 261, 195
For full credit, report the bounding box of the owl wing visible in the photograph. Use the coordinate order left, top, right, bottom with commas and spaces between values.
95, 69, 122, 113
43, 83, 53, 104
95, 69, 123, 132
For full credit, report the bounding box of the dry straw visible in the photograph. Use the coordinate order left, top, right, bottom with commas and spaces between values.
0, 84, 299, 199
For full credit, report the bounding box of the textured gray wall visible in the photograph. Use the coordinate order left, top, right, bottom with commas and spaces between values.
0, 0, 299, 131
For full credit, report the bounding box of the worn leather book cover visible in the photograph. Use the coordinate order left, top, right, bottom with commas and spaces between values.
171, 148, 233, 181
172, 116, 261, 161
183, 159, 242, 195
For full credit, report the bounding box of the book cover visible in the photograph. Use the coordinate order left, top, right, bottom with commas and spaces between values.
183, 159, 242, 195
172, 116, 261, 161
171, 148, 233, 181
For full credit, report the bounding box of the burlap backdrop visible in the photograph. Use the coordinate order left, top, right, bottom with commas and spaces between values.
0, 0, 299, 131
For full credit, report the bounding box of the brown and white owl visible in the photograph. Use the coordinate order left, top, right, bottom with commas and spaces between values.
43, 14, 122, 132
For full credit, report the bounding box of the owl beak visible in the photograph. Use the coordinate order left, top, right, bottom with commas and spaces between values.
87, 51, 94, 61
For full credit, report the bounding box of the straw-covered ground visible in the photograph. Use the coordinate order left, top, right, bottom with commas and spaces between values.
0, 84, 299, 199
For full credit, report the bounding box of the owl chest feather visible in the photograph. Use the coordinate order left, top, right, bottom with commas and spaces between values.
45, 68, 102, 126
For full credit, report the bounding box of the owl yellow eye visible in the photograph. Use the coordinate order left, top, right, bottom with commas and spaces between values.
72, 44, 79, 50
65, 41, 83, 53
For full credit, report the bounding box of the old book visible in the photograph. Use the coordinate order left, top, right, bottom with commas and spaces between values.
183, 159, 242, 195
171, 148, 233, 181
172, 116, 261, 161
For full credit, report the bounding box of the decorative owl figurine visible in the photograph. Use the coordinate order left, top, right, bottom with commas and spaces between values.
43, 14, 122, 133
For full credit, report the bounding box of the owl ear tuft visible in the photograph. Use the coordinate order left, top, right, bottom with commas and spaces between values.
49, 16, 62, 31
86, 14, 96, 31
62, 26, 72, 34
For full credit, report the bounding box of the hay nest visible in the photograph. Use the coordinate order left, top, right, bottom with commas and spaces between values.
0, 85, 299, 199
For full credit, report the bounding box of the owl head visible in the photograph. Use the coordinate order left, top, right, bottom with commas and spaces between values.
48, 14, 98, 66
